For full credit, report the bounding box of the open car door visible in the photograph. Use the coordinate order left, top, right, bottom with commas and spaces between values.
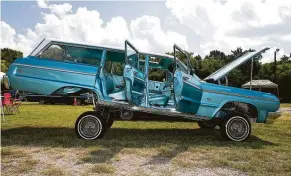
173, 45, 203, 113
123, 40, 146, 105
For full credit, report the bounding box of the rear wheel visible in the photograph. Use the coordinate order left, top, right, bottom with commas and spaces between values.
120, 110, 134, 121
75, 112, 106, 140
197, 121, 217, 129
76, 99, 82, 105
220, 115, 251, 142
39, 99, 46, 104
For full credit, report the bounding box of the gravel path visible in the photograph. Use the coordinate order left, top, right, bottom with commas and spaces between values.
279, 107, 291, 113
3, 147, 248, 176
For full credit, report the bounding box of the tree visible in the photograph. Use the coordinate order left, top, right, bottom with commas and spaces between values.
1, 48, 23, 72
259, 61, 291, 102
280, 55, 290, 63
225, 48, 261, 87
205, 50, 228, 61
166, 50, 194, 67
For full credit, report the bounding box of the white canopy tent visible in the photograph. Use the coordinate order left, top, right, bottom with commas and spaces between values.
242, 80, 279, 97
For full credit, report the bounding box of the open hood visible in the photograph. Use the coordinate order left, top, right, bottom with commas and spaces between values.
204, 47, 270, 82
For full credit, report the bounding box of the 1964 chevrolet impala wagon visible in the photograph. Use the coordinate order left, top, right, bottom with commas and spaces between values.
5, 38, 280, 141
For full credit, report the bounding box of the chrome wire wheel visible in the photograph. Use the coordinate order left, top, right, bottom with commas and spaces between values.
77, 114, 103, 140
120, 110, 133, 120
223, 116, 251, 142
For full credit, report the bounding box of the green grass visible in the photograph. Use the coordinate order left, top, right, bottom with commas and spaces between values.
1, 103, 291, 176
280, 103, 291, 108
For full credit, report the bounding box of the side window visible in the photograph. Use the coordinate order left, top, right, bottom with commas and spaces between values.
39, 44, 64, 61
112, 62, 124, 76
149, 68, 167, 82
38, 44, 102, 66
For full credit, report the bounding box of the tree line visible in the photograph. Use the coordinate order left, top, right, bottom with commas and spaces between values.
1, 47, 291, 102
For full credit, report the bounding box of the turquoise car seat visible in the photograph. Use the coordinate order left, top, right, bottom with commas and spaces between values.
101, 70, 169, 106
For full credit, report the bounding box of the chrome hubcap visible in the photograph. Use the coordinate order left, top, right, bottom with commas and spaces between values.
79, 116, 101, 138
227, 118, 248, 139
121, 110, 133, 120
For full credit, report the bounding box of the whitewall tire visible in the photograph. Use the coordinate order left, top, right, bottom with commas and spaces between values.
221, 115, 251, 142
75, 112, 106, 140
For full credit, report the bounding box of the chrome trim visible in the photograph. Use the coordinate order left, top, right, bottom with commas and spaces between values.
135, 76, 145, 83
204, 89, 278, 102
13, 63, 96, 76
183, 80, 202, 90
97, 100, 209, 121
30, 38, 46, 56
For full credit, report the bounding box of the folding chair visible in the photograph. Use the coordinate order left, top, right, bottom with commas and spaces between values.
13, 91, 21, 113
3, 93, 20, 114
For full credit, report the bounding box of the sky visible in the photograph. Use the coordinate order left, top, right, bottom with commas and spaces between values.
1, 0, 291, 63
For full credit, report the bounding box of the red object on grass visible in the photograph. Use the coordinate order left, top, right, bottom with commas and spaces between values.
2, 92, 20, 114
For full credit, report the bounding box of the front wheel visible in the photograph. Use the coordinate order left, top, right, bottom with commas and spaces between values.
75, 112, 106, 140
220, 115, 251, 142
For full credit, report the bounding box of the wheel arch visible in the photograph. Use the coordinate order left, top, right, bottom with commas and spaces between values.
214, 101, 259, 121
50, 86, 104, 101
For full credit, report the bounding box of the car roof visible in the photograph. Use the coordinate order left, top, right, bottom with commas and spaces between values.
30, 38, 188, 71
33, 38, 175, 59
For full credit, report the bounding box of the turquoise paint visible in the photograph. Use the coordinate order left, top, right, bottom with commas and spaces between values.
6, 39, 280, 124
174, 71, 203, 113
197, 82, 280, 122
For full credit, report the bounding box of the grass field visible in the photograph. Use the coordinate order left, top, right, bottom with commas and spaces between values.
280, 103, 291, 108
1, 103, 291, 176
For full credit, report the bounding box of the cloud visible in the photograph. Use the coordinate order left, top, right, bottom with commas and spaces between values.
3, 0, 289, 63
166, 0, 291, 63
1, 1, 188, 57
130, 16, 188, 52
0, 21, 16, 49
37, 0, 72, 17
36, 0, 48, 8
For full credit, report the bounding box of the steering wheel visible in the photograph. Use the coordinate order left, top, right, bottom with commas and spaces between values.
218, 76, 228, 86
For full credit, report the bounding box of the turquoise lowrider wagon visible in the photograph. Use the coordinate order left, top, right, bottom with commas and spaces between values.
5, 38, 280, 141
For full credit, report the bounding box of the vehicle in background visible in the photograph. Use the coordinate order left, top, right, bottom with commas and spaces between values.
24, 92, 93, 105
5, 38, 280, 142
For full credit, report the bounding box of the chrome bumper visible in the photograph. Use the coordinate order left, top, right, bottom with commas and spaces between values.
266, 112, 281, 124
